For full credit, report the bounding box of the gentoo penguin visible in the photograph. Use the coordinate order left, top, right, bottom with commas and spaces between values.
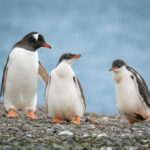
110, 59, 150, 125
0, 32, 51, 119
45, 53, 86, 124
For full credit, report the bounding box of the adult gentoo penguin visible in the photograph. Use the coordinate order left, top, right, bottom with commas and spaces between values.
0, 32, 51, 119
45, 53, 86, 124
110, 59, 150, 125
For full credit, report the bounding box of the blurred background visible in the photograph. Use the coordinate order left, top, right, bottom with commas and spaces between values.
0, 0, 150, 114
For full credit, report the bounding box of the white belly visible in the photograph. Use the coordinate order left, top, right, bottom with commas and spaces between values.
4, 48, 39, 111
116, 77, 148, 120
47, 69, 84, 120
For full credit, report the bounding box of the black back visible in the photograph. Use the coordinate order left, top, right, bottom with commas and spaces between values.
127, 66, 150, 109
77, 78, 86, 109
73, 76, 86, 109
0, 57, 9, 97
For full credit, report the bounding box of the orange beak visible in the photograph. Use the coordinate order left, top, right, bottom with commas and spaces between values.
74, 54, 81, 59
109, 67, 117, 71
42, 43, 51, 49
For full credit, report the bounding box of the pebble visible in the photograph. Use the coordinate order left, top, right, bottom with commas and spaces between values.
35, 146, 47, 150
102, 116, 109, 122
1, 145, 13, 150
26, 134, 32, 138
58, 130, 74, 136
0, 104, 150, 149
82, 133, 89, 138
88, 124, 96, 129
100, 147, 112, 150
125, 146, 137, 150
97, 133, 107, 138
121, 133, 130, 138
106, 147, 113, 150
52, 143, 65, 149
85, 118, 92, 123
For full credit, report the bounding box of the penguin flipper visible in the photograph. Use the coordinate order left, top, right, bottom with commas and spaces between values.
38, 61, 49, 86
44, 75, 51, 113
73, 76, 86, 112
127, 66, 150, 109
0, 57, 9, 97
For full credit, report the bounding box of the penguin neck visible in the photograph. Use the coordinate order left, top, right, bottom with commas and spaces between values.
56, 61, 73, 77
113, 66, 129, 83
13, 40, 37, 52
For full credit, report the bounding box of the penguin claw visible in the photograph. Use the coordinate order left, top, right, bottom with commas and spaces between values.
128, 121, 134, 125
8, 114, 19, 118
71, 120, 80, 124
28, 115, 38, 120
49, 117, 62, 123
71, 116, 80, 124
7, 109, 19, 118
27, 110, 38, 119
49, 120, 62, 123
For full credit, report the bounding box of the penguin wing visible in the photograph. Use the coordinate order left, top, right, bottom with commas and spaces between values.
73, 76, 86, 111
127, 66, 150, 109
0, 57, 9, 97
44, 75, 51, 113
38, 61, 49, 86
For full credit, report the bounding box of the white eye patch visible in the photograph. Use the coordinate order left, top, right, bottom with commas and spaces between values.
33, 34, 39, 40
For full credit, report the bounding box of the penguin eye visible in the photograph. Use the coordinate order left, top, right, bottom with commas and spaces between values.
118, 64, 121, 67
38, 35, 43, 42
117, 63, 123, 68
38, 36, 42, 41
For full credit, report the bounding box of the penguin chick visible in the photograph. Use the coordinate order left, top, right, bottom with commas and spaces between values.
110, 59, 150, 125
45, 53, 86, 124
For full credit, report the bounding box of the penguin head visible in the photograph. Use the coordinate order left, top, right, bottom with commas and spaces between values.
110, 59, 126, 73
110, 59, 127, 83
15, 32, 51, 51
57, 53, 81, 66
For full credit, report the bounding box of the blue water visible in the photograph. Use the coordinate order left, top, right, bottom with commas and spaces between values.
1, 0, 150, 114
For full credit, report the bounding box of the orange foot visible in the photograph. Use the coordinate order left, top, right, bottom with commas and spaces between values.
8, 109, 19, 118
71, 116, 80, 124
49, 117, 62, 123
134, 112, 148, 120
129, 121, 134, 125
27, 110, 38, 119
141, 114, 148, 120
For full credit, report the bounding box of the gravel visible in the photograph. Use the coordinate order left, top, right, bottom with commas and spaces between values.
0, 103, 150, 149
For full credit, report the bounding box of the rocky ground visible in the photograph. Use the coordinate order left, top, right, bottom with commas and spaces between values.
0, 103, 150, 150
